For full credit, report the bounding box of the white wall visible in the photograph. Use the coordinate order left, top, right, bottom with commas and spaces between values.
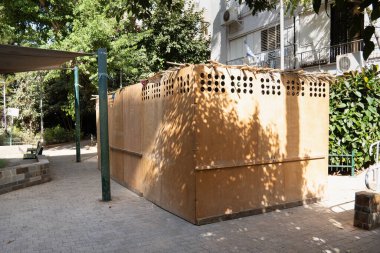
194, 0, 227, 63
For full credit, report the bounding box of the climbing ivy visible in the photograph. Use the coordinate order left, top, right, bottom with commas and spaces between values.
329, 65, 380, 171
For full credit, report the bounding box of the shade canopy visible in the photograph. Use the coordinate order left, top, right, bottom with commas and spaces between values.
0, 44, 93, 74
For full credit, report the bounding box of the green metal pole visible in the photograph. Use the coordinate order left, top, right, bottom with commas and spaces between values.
97, 48, 111, 201
351, 151, 355, 177
74, 66, 81, 162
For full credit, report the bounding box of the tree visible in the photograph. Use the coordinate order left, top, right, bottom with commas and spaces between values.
0, 0, 210, 139
239, 0, 378, 59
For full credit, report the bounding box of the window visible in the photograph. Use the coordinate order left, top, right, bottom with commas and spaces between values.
261, 25, 280, 52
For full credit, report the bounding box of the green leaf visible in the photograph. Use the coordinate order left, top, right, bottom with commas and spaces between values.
364, 41, 375, 60
371, 5, 380, 20
368, 106, 377, 114
360, 0, 373, 10
363, 26, 375, 42
354, 91, 362, 97
366, 97, 374, 105
313, 0, 322, 13
337, 103, 347, 108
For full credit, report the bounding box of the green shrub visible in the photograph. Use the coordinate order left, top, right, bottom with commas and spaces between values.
44, 125, 74, 144
330, 65, 380, 171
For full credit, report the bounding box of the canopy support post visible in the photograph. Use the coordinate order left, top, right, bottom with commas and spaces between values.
97, 48, 111, 201
74, 66, 81, 162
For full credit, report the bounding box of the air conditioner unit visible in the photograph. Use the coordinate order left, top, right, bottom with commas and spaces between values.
222, 6, 239, 25
336, 52, 364, 74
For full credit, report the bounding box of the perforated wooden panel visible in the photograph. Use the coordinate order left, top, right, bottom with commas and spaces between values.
100, 64, 330, 224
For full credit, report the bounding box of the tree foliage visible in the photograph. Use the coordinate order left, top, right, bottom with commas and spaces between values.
329, 66, 380, 170
0, 0, 210, 138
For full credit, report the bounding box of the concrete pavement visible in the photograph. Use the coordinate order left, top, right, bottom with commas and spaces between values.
0, 142, 379, 253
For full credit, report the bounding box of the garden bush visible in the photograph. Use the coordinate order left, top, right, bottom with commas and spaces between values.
330, 65, 380, 171
44, 125, 74, 144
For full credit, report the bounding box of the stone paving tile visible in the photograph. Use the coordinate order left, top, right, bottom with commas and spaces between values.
1, 144, 380, 252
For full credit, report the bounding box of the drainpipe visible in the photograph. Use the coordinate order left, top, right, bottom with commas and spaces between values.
2, 80, 6, 131
280, 0, 285, 70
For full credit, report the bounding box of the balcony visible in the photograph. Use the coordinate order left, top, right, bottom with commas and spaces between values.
227, 40, 380, 70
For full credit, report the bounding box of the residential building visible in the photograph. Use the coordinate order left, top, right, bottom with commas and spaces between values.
195, 0, 380, 74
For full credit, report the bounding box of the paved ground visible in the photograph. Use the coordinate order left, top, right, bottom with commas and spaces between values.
0, 142, 379, 253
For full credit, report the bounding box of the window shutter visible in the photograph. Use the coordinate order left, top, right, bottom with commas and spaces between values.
276, 25, 280, 49
268, 26, 276, 50
261, 29, 268, 51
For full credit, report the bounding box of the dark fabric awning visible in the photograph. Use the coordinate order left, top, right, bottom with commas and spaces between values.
0, 44, 94, 74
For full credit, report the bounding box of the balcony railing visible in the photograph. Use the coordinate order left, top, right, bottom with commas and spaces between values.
227, 40, 380, 70
226, 46, 294, 69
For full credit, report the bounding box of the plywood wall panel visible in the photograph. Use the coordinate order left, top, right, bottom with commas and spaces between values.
97, 64, 331, 224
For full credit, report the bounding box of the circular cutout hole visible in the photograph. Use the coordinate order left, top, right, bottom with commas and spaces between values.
272, 90, 275, 95
291, 80, 295, 84
221, 88, 225, 93
215, 87, 219, 92
237, 88, 241, 93
232, 82, 235, 86
272, 86, 275, 89
323, 94, 326, 97
266, 78, 270, 82
221, 75, 225, 80
261, 84, 265, 88
207, 87, 212, 92
231, 75, 235, 80
249, 77, 253, 81
287, 86, 290, 90
208, 74, 212, 79
249, 90, 253, 94
266, 90, 270, 95
292, 92, 295, 96
260, 78, 264, 82
249, 83, 253, 87
215, 81, 219, 86
262, 90, 265, 95
208, 80, 212, 85
243, 76, 247, 81
243, 89, 247, 93
278, 91, 281, 95
237, 76, 241, 81
231, 88, 235, 93
215, 75, 219, 79
277, 86, 280, 89
277, 79, 280, 83
200, 73, 204, 78
221, 81, 225, 86
244, 83, 247, 87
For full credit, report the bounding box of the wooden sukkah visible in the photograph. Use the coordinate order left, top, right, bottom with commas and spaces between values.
97, 62, 333, 225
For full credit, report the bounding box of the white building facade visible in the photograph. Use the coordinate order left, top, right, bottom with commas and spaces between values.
195, 0, 380, 74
